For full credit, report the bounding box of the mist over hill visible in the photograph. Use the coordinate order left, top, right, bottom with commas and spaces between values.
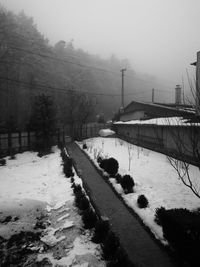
0, 6, 175, 131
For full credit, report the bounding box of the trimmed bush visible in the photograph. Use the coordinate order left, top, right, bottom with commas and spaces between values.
155, 208, 200, 267
63, 157, 74, 177
75, 193, 90, 210
73, 184, 83, 195
0, 159, 6, 166
57, 141, 63, 149
82, 207, 97, 229
83, 143, 87, 149
92, 218, 110, 243
120, 175, 134, 194
137, 195, 148, 208
115, 173, 122, 184
102, 231, 120, 260
79, 197, 90, 210
154, 206, 166, 225
97, 156, 103, 164
99, 158, 108, 170
100, 158, 119, 177
9, 154, 16, 160
60, 149, 66, 161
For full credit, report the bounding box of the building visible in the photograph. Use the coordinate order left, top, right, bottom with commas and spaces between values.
119, 100, 194, 122
119, 83, 196, 122
114, 85, 199, 165
191, 50, 200, 115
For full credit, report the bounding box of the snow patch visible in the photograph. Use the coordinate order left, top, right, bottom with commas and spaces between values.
99, 128, 115, 137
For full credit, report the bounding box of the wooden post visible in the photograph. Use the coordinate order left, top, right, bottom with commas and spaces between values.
57, 128, 60, 144
8, 132, 12, 155
28, 131, 31, 149
18, 131, 22, 152
62, 125, 65, 145
90, 126, 92, 137
85, 123, 88, 138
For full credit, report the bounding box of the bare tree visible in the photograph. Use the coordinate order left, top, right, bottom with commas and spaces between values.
127, 142, 134, 171
166, 70, 200, 199
64, 88, 94, 138
166, 120, 200, 199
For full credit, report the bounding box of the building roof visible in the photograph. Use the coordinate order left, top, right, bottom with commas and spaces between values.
122, 100, 195, 120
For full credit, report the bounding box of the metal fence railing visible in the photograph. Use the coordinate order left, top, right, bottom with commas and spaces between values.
0, 123, 106, 156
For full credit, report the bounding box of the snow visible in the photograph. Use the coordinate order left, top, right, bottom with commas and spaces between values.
0, 147, 105, 266
115, 116, 200, 126
57, 213, 70, 222
78, 137, 200, 244
38, 234, 104, 267
99, 128, 115, 137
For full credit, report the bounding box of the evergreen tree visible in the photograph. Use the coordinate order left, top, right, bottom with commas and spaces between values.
30, 94, 56, 152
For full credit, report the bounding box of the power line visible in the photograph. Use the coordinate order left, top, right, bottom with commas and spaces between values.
0, 76, 152, 97
2, 44, 175, 90
6, 44, 143, 79
7, 45, 120, 75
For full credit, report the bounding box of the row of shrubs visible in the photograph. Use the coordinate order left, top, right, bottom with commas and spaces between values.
97, 156, 149, 209
61, 148, 134, 267
154, 206, 200, 267
72, 182, 134, 267
60, 149, 74, 178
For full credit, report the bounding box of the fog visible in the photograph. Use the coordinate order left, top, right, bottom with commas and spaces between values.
2, 0, 200, 89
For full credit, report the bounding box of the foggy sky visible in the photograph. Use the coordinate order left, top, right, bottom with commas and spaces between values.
2, 0, 200, 88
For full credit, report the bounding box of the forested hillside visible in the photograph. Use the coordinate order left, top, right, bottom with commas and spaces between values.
0, 6, 161, 132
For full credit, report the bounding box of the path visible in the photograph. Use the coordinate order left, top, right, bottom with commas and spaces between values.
67, 142, 178, 267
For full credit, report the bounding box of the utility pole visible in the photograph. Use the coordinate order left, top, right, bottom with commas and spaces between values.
152, 88, 155, 103
121, 68, 126, 108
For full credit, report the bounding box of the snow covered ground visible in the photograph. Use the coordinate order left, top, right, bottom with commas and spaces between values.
0, 147, 105, 266
78, 137, 200, 244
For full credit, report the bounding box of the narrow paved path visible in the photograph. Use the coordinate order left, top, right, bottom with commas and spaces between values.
67, 142, 177, 267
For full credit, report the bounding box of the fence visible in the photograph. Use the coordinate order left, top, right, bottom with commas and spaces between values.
113, 123, 200, 166
0, 123, 106, 156
0, 131, 36, 156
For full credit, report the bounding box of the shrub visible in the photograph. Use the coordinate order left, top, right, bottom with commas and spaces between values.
9, 153, 16, 160
92, 217, 110, 243
74, 189, 84, 205
137, 195, 148, 208
100, 158, 119, 177
79, 197, 90, 210
63, 157, 74, 177
120, 175, 134, 194
73, 184, 83, 195
115, 173, 122, 184
83, 143, 87, 149
70, 177, 74, 183
60, 149, 66, 161
58, 141, 63, 149
102, 231, 120, 260
99, 158, 108, 170
75, 194, 90, 210
154, 206, 166, 225
0, 159, 6, 166
155, 208, 200, 266
82, 207, 97, 229
97, 156, 103, 164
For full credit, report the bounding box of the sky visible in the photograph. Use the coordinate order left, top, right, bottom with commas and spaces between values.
1, 0, 200, 87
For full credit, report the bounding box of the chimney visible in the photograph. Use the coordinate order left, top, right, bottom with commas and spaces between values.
175, 85, 181, 105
